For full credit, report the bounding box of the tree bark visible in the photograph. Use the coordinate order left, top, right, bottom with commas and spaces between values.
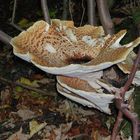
87, 0, 97, 25
62, 0, 68, 20
41, 0, 51, 24
96, 0, 114, 35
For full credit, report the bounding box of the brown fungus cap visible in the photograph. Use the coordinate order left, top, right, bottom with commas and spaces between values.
10, 20, 140, 76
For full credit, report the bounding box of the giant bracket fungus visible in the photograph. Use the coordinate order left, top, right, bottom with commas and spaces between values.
10, 19, 140, 114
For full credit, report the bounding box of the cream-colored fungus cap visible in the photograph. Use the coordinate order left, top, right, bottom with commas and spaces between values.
10, 19, 140, 114
10, 20, 49, 62
56, 76, 115, 114
10, 20, 140, 76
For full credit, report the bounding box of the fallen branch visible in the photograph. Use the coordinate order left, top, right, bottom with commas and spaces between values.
0, 76, 56, 97
0, 30, 12, 45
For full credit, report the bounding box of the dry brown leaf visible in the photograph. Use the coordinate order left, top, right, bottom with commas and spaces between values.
17, 109, 36, 121
8, 128, 29, 140
1, 86, 12, 106
41, 123, 72, 140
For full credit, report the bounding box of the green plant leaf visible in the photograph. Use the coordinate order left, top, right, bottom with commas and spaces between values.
18, 77, 40, 88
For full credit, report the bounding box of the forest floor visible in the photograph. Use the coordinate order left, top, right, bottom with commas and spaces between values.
0, 44, 114, 140
1, 37, 138, 140
0, 22, 139, 140
0, 0, 140, 139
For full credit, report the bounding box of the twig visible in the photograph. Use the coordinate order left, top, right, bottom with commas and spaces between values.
96, 0, 114, 35
69, 0, 73, 21
123, 53, 140, 96
111, 46, 140, 140
0, 30, 12, 45
10, 23, 23, 32
11, 0, 23, 31
0, 76, 56, 97
41, 0, 51, 24
124, 110, 139, 140
114, 100, 139, 140
111, 111, 123, 139
79, 0, 85, 26
87, 0, 97, 25
11, 0, 17, 24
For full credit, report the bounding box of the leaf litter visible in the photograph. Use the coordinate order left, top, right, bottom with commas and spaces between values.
0, 44, 134, 139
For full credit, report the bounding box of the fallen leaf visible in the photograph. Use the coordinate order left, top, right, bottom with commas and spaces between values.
18, 77, 40, 88
29, 120, 47, 138
15, 86, 23, 92
1, 86, 12, 106
60, 122, 72, 133
30, 73, 44, 80
91, 130, 110, 140
8, 128, 29, 140
18, 18, 33, 28
17, 109, 36, 121
67, 127, 80, 137
42, 123, 72, 140
37, 78, 54, 84
70, 134, 91, 140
